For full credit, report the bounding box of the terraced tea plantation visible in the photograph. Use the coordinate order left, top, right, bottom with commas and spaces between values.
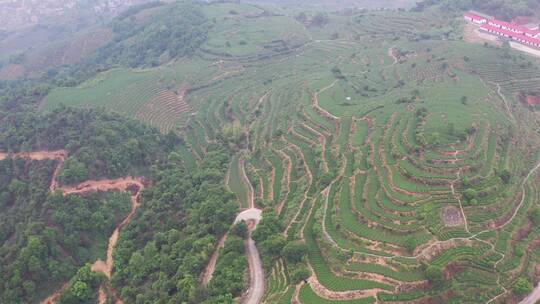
42, 2, 540, 303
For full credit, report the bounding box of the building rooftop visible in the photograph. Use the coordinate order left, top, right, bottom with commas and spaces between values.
464, 12, 486, 20
481, 24, 540, 45
469, 10, 493, 19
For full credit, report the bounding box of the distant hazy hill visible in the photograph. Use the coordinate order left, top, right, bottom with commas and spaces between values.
241, 0, 418, 10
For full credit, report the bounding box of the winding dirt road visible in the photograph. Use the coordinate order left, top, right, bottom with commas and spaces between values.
243, 219, 265, 304
0, 150, 143, 304
75, 177, 145, 280
201, 234, 228, 286
0, 150, 67, 192
203, 156, 265, 304
235, 157, 265, 304
519, 282, 540, 304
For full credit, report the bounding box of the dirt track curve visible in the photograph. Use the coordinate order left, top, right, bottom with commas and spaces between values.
244, 219, 265, 304
520, 282, 540, 304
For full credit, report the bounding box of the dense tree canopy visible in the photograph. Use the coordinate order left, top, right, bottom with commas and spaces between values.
0, 106, 175, 184
58, 265, 103, 304
0, 158, 131, 303
112, 146, 238, 303
205, 235, 247, 302
414, 0, 539, 20
104, 1, 209, 67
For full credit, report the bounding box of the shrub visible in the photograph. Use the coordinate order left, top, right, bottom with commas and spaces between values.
498, 169, 511, 184
513, 277, 532, 295
529, 208, 540, 225
283, 241, 308, 264
426, 265, 444, 286
404, 236, 417, 253
231, 222, 248, 239
463, 189, 477, 201
291, 268, 310, 284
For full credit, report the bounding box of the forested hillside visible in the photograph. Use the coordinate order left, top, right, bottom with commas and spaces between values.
112, 147, 238, 303
0, 106, 242, 303
0, 158, 131, 303
0, 1, 210, 86
97, 1, 209, 68
0, 107, 174, 184
416, 0, 539, 20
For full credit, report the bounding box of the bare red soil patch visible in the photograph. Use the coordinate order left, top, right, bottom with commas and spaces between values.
518, 91, 540, 107
515, 220, 533, 242
0, 63, 25, 80
442, 205, 464, 227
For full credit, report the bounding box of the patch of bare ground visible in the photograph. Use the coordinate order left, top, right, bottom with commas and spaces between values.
442, 205, 464, 227
464, 23, 502, 46
437, 137, 474, 158
0, 150, 67, 161
0, 63, 25, 80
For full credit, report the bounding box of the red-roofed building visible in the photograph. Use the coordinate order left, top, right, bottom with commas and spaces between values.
527, 96, 540, 106
521, 27, 540, 38
464, 12, 487, 24
515, 35, 540, 48
485, 18, 540, 37
480, 24, 540, 48
481, 24, 513, 38
466, 11, 540, 49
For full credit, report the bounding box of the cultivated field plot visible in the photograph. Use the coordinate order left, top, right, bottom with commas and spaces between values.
42, 59, 219, 133
40, 2, 540, 303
